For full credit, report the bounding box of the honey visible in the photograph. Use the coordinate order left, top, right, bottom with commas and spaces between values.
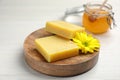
83, 9, 111, 34
82, 1, 113, 34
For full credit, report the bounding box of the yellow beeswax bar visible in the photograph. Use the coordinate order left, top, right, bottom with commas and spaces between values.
35, 35, 79, 62
46, 21, 85, 39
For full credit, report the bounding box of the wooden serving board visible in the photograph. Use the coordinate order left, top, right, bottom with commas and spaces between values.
24, 28, 99, 77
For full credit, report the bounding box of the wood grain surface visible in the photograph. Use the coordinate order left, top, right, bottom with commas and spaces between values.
24, 28, 99, 77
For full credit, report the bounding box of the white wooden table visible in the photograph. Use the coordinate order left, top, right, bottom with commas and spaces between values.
0, 0, 120, 79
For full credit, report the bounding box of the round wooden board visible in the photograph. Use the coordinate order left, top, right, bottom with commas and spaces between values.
24, 28, 99, 77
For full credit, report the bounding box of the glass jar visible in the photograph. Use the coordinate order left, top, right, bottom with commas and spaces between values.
65, 1, 115, 34
83, 1, 113, 34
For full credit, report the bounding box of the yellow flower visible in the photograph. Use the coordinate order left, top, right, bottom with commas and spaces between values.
72, 32, 100, 54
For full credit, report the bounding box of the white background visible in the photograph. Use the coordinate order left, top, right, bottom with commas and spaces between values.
0, 0, 120, 80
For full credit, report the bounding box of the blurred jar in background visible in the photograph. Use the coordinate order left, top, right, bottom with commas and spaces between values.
82, 1, 113, 34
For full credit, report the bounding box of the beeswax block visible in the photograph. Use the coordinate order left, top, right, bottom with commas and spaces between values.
35, 35, 79, 62
46, 21, 85, 39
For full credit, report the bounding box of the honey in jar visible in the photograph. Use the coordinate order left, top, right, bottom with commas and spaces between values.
82, 2, 112, 34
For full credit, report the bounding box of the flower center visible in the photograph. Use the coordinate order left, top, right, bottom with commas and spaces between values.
83, 42, 89, 47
